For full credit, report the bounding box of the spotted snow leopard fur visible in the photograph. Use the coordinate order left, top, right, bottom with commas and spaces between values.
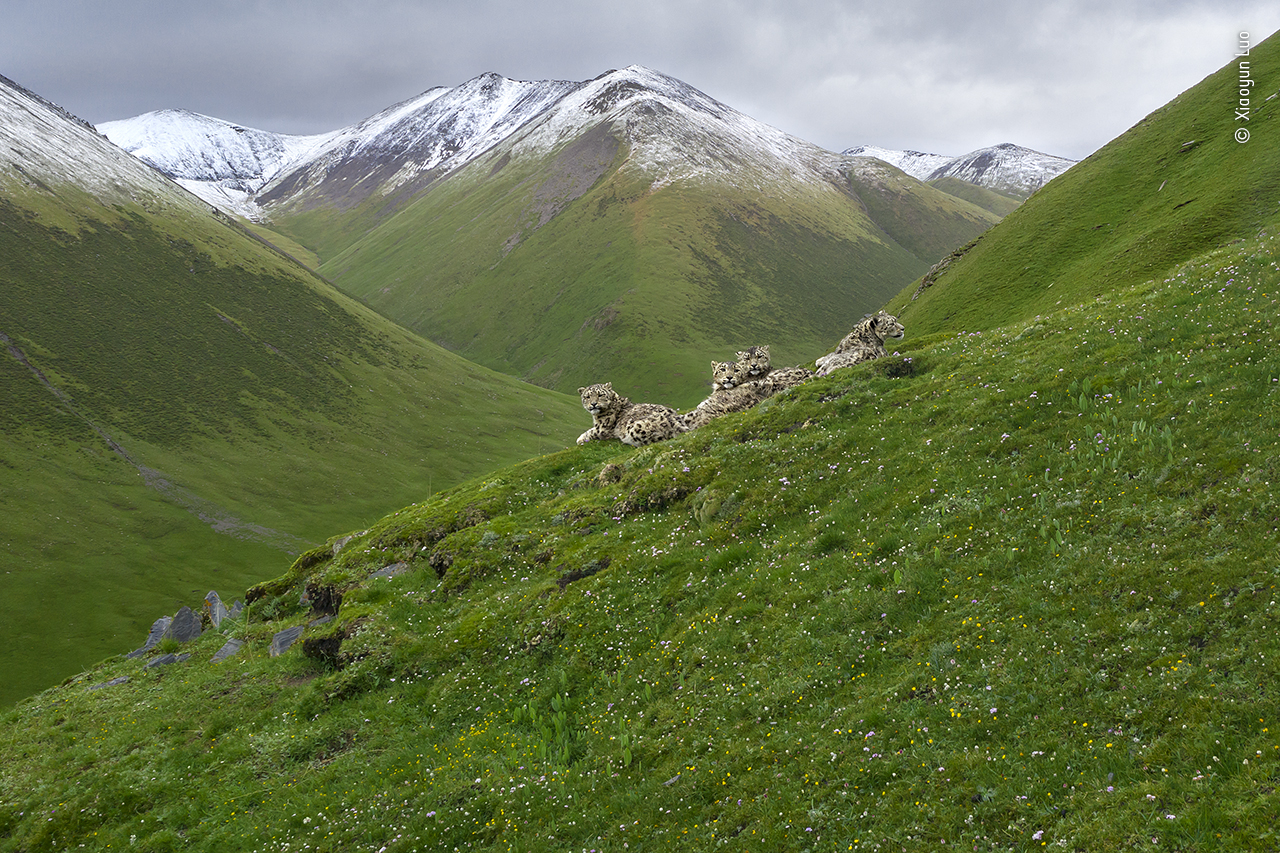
814, 346, 880, 377
576, 383, 685, 447
678, 360, 768, 430
814, 311, 905, 375
734, 345, 813, 396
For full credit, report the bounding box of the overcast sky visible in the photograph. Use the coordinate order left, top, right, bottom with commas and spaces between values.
5, 1, 1277, 161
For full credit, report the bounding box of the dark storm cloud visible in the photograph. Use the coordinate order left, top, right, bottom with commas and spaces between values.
4, 0, 1278, 160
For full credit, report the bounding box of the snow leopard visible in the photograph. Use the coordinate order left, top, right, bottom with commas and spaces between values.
576, 383, 685, 447
814, 311, 905, 374
733, 345, 813, 396
814, 346, 881, 377
678, 361, 769, 430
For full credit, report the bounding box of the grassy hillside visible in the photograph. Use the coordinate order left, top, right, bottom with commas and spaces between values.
0, 188, 585, 707
1, 221, 1277, 851
887, 32, 1280, 336
927, 176, 1023, 218
269, 133, 997, 409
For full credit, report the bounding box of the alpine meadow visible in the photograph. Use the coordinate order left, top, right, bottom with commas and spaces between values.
2, 31, 1280, 853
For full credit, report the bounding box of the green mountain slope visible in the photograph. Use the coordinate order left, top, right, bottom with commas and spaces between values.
927, 175, 1023, 217
273, 137, 996, 409
4, 44, 1280, 853
887, 33, 1280, 336
0, 82, 586, 707
2, 218, 1277, 851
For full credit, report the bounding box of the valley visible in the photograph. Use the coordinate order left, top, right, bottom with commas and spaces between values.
5, 37, 1277, 850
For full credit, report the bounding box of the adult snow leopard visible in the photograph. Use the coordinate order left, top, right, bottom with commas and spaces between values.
678, 361, 769, 430
814, 311, 905, 374
576, 383, 685, 447
734, 345, 813, 395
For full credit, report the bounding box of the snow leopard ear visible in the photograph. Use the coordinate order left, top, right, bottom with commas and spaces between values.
603, 382, 613, 391
578, 387, 586, 394
759, 345, 769, 356
736, 350, 749, 361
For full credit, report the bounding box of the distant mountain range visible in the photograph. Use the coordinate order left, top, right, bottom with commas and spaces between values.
100, 77, 1075, 220
99, 66, 1015, 404
843, 143, 1076, 199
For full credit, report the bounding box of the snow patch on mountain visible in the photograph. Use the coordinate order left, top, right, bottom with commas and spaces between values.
506, 66, 852, 197
844, 142, 1075, 198
934, 144, 1076, 197
844, 146, 955, 181
100, 67, 871, 218
256, 73, 581, 206
0, 74, 208, 217
98, 110, 335, 217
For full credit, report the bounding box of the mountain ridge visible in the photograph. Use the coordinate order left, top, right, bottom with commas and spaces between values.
845, 142, 1075, 199
99, 67, 1061, 223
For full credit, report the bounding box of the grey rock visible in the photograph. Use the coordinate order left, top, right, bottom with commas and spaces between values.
126, 616, 172, 658
204, 591, 229, 628
210, 637, 244, 663
270, 625, 305, 657
145, 652, 190, 668
331, 530, 367, 554
88, 676, 130, 691
228, 600, 244, 619
308, 614, 333, 627
163, 606, 202, 643
369, 561, 409, 580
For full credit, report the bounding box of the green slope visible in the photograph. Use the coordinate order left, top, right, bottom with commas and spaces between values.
4, 41, 1280, 849
0, 182, 584, 707
927, 175, 1023, 217
1, 221, 1277, 850
888, 31, 1280, 335
272, 135, 996, 409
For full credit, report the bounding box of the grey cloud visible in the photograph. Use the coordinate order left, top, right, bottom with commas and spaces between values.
3, 0, 1277, 160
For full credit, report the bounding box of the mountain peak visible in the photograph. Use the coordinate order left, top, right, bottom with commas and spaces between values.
1, 75, 208, 215
844, 142, 1075, 199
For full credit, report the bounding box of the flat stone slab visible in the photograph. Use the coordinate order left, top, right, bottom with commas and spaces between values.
144, 652, 190, 669
163, 606, 202, 643
210, 637, 244, 663
369, 561, 409, 581
204, 591, 229, 628
126, 616, 172, 659
88, 676, 130, 691
270, 625, 305, 657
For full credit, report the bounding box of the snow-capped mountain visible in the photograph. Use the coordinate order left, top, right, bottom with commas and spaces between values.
255, 72, 583, 212
842, 146, 955, 181
1, 73, 209, 216
97, 109, 335, 217
497, 67, 851, 189
844, 142, 1075, 199
101, 66, 898, 219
